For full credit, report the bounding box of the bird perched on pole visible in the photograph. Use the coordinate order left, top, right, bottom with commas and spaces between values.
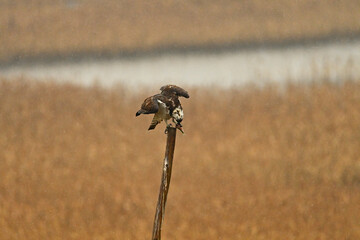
135, 85, 189, 133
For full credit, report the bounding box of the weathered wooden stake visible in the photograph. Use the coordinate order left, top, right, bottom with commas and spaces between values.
151, 126, 177, 240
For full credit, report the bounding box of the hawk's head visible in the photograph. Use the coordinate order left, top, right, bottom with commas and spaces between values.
172, 106, 184, 133
172, 106, 184, 124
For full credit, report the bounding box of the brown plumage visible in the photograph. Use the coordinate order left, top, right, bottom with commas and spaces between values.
160, 85, 190, 98
136, 85, 189, 131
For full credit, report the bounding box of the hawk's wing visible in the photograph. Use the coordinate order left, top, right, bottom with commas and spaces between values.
160, 85, 190, 98
135, 94, 160, 116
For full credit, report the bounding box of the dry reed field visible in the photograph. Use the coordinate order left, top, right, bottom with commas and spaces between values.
1, 0, 360, 63
0, 78, 360, 239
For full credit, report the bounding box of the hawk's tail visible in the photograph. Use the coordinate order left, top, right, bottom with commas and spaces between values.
135, 109, 145, 116
148, 116, 160, 130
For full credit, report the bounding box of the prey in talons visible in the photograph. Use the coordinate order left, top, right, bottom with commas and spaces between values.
175, 123, 184, 134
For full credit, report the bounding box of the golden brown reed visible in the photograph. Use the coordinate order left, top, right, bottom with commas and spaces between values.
0, 79, 360, 239
1, 0, 360, 63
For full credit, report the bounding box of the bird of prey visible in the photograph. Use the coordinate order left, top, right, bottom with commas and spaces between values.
135, 85, 189, 133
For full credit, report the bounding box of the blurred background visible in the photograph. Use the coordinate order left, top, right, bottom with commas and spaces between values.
0, 0, 360, 239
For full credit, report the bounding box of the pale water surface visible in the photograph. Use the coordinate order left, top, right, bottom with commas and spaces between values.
1, 40, 360, 89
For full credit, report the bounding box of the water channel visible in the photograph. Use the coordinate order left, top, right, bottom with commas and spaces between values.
1, 40, 360, 89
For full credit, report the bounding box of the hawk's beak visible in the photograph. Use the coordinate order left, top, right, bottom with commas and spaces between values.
176, 123, 184, 134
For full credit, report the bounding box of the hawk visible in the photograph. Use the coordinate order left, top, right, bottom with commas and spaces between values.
135, 85, 189, 133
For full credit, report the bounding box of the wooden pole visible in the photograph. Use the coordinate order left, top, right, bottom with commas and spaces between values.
151, 126, 177, 240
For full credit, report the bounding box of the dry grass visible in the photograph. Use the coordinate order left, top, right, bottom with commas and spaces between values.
1, 0, 360, 63
0, 78, 360, 239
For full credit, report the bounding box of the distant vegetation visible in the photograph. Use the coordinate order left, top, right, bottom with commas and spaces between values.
1, 0, 360, 63
0, 79, 359, 239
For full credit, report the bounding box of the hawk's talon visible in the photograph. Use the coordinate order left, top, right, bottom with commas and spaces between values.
164, 123, 173, 134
